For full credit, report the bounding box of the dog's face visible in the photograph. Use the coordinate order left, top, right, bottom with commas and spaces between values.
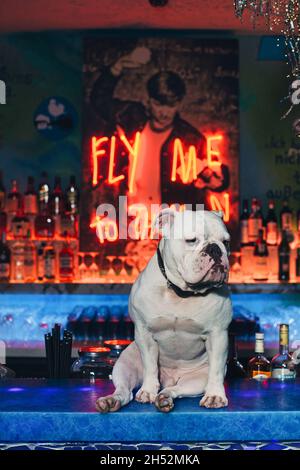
157, 209, 230, 292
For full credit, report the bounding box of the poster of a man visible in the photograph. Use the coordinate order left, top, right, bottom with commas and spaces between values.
81, 37, 239, 253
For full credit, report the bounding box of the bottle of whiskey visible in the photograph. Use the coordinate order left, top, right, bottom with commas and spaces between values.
278, 230, 290, 281
59, 232, 74, 281
253, 229, 269, 281
240, 199, 249, 246
248, 333, 271, 380
226, 333, 246, 379
280, 200, 293, 242
11, 206, 30, 239
271, 324, 296, 380
248, 198, 263, 245
38, 172, 50, 212
6, 179, 22, 215
66, 175, 79, 215
24, 176, 38, 216
23, 230, 36, 283
266, 200, 278, 246
11, 238, 25, 282
35, 204, 55, 239
0, 232, 10, 282
44, 243, 56, 282
37, 242, 46, 282
0, 170, 5, 211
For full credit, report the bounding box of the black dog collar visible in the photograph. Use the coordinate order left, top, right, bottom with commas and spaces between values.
156, 248, 213, 298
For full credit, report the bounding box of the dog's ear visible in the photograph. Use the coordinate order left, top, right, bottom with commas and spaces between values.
153, 208, 176, 238
212, 211, 224, 219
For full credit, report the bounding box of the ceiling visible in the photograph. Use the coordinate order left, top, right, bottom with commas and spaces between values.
0, 0, 274, 33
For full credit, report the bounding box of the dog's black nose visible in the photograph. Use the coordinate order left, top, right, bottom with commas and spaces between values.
205, 243, 222, 262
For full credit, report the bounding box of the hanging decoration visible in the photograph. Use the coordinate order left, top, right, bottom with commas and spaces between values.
233, 1, 300, 118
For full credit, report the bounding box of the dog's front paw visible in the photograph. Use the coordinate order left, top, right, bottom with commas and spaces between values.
155, 392, 174, 413
135, 387, 158, 403
200, 388, 228, 409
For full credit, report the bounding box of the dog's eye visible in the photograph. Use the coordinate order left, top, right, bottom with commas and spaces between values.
186, 238, 197, 244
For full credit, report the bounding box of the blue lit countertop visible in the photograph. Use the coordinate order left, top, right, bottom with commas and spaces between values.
1, 379, 300, 442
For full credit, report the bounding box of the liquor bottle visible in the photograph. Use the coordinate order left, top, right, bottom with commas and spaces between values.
23, 230, 36, 282
248, 198, 263, 244
278, 230, 290, 281
11, 238, 25, 281
296, 248, 300, 281
58, 232, 74, 281
6, 179, 21, 215
0, 211, 7, 235
266, 200, 278, 246
24, 176, 38, 216
0, 232, 10, 282
271, 324, 296, 380
280, 200, 294, 242
248, 332, 271, 380
253, 229, 269, 281
51, 176, 64, 216
11, 206, 30, 239
38, 172, 50, 213
0, 170, 5, 211
34, 205, 55, 239
240, 199, 249, 246
37, 242, 46, 282
44, 243, 56, 281
225, 333, 246, 379
78, 255, 88, 281
66, 175, 79, 215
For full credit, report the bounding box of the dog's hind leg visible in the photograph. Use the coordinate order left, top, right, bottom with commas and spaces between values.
155, 366, 208, 413
96, 342, 143, 413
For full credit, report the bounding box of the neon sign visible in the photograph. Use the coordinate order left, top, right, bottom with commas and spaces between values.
90, 131, 231, 242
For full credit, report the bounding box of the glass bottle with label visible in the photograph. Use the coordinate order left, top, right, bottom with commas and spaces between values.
66, 175, 79, 215
253, 229, 269, 281
0, 232, 10, 282
266, 200, 278, 246
11, 206, 30, 239
35, 206, 55, 239
44, 243, 56, 282
240, 199, 249, 246
278, 230, 290, 281
6, 179, 21, 215
271, 324, 296, 380
11, 239, 25, 282
59, 233, 74, 282
24, 176, 38, 216
37, 242, 46, 282
280, 200, 293, 242
23, 230, 36, 283
38, 172, 50, 213
248, 332, 271, 380
0, 170, 6, 211
248, 198, 263, 245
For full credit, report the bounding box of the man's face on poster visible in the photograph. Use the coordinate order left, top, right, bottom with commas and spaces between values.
148, 98, 180, 131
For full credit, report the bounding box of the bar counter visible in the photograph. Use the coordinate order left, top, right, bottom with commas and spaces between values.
1, 378, 300, 450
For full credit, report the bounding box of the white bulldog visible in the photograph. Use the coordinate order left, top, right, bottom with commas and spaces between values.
96, 209, 232, 413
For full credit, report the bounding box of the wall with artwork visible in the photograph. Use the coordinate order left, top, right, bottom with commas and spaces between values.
0, 31, 295, 249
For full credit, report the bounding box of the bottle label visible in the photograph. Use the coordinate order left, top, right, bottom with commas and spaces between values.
45, 255, 55, 278
248, 219, 262, 240
266, 222, 277, 245
60, 254, 73, 270
252, 370, 271, 380
282, 213, 292, 230
24, 195, 38, 215
241, 220, 249, 244
271, 368, 296, 380
6, 199, 19, 214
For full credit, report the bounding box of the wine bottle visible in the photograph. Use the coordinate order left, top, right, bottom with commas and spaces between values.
253, 229, 269, 281
240, 199, 249, 246
226, 333, 246, 379
266, 200, 278, 246
278, 230, 290, 281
